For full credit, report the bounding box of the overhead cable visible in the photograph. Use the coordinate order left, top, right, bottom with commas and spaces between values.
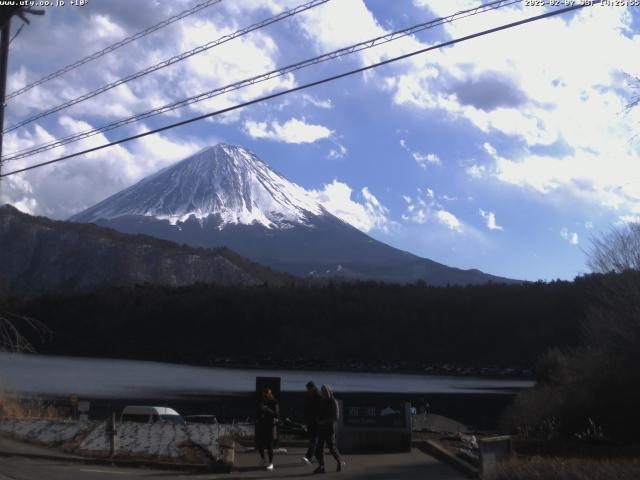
0, 1, 601, 179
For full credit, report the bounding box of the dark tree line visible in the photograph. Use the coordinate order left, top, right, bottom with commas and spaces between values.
5, 277, 597, 370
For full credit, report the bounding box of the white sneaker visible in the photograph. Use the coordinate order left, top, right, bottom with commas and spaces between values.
302, 456, 311, 465
266, 463, 274, 471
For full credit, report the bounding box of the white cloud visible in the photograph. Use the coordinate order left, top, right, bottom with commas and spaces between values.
482, 142, 640, 216
436, 209, 463, 233
92, 14, 127, 40
483, 142, 497, 156
400, 139, 441, 168
301, 94, 333, 109
244, 117, 332, 144
327, 143, 348, 159
401, 188, 465, 234
401, 211, 426, 224
382, 2, 640, 219
171, 15, 296, 117
585, 221, 594, 229
11, 197, 39, 216
479, 209, 503, 231
297, 0, 391, 63
401, 193, 428, 224
1, 1, 303, 220
415, 152, 441, 167
5, 1, 297, 133
560, 227, 579, 246
309, 180, 390, 233
466, 164, 487, 179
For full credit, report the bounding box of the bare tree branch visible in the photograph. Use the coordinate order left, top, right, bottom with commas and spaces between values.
587, 223, 640, 274
0, 312, 51, 353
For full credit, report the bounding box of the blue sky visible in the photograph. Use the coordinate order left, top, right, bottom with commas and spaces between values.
1, 0, 639, 281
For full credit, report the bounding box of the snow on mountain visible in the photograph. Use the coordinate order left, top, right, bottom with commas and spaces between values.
71, 144, 324, 228
69, 143, 517, 285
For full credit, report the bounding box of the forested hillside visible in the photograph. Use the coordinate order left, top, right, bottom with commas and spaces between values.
5, 277, 599, 371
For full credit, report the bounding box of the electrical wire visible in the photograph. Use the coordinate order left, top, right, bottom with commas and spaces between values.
9, 23, 24, 46
0, 21, 25, 53
4, 0, 224, 101
0, 1, 601, 179
3, 0, 331, 133
2, 0, 521, 162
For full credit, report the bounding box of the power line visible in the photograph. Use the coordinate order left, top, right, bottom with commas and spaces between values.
2, 0, 516, 160
3, 0, 331, 134
0, 1, 601, 179
2, 0, 520, 162
4, 0, 224, 101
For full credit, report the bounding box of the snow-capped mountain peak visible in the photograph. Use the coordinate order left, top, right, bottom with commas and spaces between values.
71, 143, 324, 228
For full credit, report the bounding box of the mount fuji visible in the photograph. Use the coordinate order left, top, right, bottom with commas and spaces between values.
70, 144, 512, 285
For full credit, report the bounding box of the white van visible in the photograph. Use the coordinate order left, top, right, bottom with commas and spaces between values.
120, 406, 185, 425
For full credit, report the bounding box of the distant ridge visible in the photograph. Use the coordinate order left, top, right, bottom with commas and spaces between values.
0, 204, 292, 293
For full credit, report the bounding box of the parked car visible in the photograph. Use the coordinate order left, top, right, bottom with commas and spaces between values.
120, 406, 185, 424
184, 415, 218, 424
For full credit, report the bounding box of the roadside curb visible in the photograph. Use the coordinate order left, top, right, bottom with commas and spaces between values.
0, 449, 232, 473
414, 439, 478, 478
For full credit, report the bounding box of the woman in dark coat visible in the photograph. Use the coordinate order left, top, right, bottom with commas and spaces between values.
256, 388, 279, 470
314, 384, 343, 474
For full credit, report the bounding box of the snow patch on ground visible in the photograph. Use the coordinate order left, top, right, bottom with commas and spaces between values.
0, 418, 96, 445
0, 418, 252, 460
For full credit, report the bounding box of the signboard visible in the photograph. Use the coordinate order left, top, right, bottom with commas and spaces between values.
78, 401, 90, 413
337, 400, 412, 453
342, 401, 407, 429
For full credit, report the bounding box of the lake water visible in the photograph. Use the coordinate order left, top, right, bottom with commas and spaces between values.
0, 353, 533, 399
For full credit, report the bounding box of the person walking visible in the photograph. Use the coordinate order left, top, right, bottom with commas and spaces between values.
313, 384, 343, 474
256, 388, 279, 471
302, 381, 321, 465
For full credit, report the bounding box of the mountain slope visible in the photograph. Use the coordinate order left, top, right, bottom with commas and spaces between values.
0, 204, 291, 293
71, 143, 515, 285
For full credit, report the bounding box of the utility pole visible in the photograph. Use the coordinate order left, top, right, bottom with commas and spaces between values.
0, 10, 13, 173
0, 7, 44, 181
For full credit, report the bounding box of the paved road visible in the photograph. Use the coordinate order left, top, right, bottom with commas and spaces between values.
0, 447, 467, 480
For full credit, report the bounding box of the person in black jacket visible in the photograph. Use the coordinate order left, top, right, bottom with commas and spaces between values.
313, 384, 343, 474
256, 388, 279, 471
302, 381, 321, 465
